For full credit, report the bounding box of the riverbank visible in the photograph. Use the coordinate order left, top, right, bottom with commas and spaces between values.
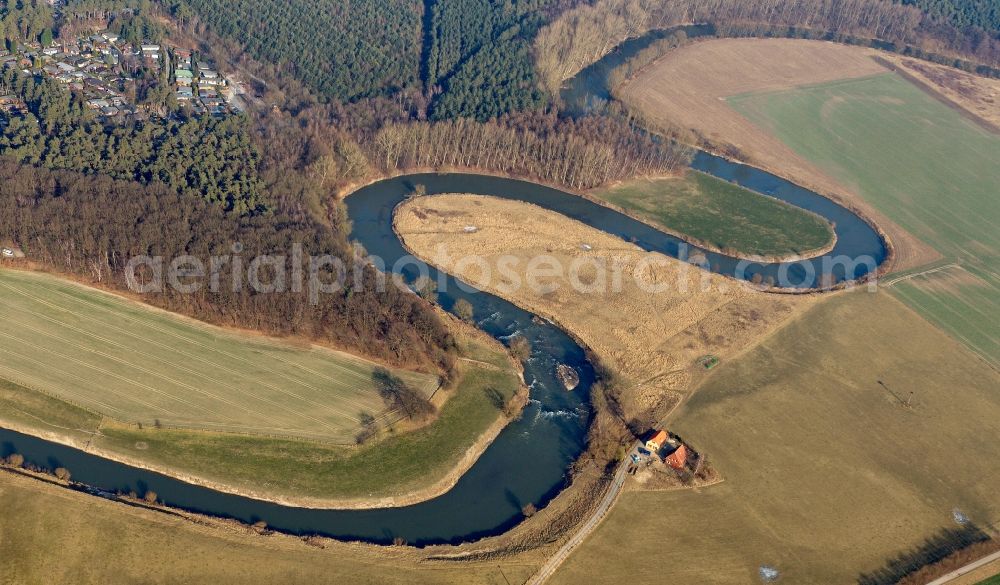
0, 157, 890, 549
0, 468, 543, 584
340, 164, 837, 264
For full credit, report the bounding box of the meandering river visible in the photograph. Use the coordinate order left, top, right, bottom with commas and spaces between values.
0, 154, 886, 545
0, 31, 888, 544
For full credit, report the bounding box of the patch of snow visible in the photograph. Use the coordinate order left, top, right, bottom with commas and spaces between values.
759, 565, 780, 582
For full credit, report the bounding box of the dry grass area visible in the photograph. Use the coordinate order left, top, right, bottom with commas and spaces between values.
395, 194, 812, 421
550, 290, 1000, 585
0, 469, 538, 585
619, 37, 941, 271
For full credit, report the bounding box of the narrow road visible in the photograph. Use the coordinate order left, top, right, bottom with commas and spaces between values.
925, 550, 1000, 585
526, 442, 639, 585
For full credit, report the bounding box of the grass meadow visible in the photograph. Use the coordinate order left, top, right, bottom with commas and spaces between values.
590, 171, 834, 258
552, 290, 1000, 584
730, 73, 1000, 368
0, 268, 438, 443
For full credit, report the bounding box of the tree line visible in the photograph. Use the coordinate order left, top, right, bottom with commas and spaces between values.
0, 159, 457, 372
364, 112, 693, 190
534, 0, 1000, 94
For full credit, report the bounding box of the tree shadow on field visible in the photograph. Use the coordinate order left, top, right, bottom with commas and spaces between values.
484, 386, 506, 411
857, 523, 990, 585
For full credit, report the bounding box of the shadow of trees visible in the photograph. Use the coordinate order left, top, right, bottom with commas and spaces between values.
857, 524, 991, 585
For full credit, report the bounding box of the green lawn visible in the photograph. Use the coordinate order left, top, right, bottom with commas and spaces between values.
978, 573, 1000, 585
590, 171, 834, 258
0, 268, 438, 442
730, 73, 1000, 367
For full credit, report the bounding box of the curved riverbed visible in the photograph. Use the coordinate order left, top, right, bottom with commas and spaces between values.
0, 157, 886, 546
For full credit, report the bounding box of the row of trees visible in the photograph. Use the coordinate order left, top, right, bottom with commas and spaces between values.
0, 159, 457, 371
365, 112, 693, 190
534, 0, 1000, 94
0, 69, 265, 213
605, 30, 690, 92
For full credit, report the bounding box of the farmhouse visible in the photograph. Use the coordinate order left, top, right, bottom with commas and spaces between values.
665, 445, 688, 471
645, 430, 668, 452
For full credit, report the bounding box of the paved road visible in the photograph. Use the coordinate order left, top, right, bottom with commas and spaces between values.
925, 550, 1000, 585
526, 442, 639, 585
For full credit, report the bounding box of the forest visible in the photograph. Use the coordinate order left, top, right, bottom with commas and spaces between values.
0, 0, 54, 47
166, 0, 424, 101
46, 0, 996, 120
424, 0, 553, 120
0, 69, 264, 213
0, 159, 456, 372
903, 0, 999, 33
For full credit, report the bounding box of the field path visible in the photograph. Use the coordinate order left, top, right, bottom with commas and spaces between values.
881, 262, 961, 288
526, 441, 637, 585
925, 550, 1000, 585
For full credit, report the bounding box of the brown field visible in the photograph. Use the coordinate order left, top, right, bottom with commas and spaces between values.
619, 37, 941, 271
395, 194, 813, 422
0, 469, 538, 585
550, 290, 1000, 584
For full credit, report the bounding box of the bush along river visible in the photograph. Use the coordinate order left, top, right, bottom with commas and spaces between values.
0, 162, 886, 546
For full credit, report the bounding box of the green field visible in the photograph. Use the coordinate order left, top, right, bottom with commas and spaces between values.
730, 73, 1000, 368
979, 573, 1000, 585
553, 291, 1000, 584
0, 269, 438, 443
591, 171, 834, 257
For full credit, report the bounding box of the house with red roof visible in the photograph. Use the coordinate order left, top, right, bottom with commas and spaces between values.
666, 445, 689, 470
645, 430, 668, 452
